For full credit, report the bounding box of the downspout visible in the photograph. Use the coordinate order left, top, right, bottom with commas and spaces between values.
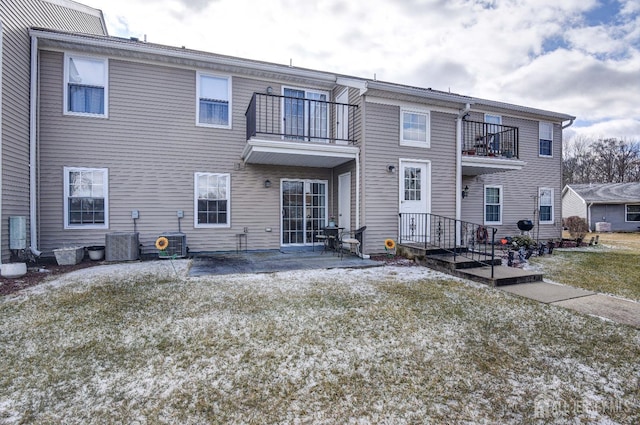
29, 36, 41, 256
587, 203, 593, 232
456, 103, 471, 222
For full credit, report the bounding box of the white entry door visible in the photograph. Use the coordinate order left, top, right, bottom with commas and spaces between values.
399, 160, 430, 243
338, 172, 351, 231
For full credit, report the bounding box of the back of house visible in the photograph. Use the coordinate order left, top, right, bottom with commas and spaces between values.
4, 1, 575, 262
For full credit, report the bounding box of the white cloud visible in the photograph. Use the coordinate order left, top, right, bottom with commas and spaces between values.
80, 0, 638, 139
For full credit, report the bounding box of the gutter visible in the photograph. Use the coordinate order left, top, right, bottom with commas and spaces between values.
562, 118, 575, 129
29, 29, 338, 85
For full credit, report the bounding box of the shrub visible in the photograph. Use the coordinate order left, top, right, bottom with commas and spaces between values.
565, 216, 589, 242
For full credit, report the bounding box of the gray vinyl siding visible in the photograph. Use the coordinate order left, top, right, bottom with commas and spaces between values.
461, 117, 563, 240
0, 0, 104, 260
589, 204, 640, 232
562, 188, 587, 219
38, 50, 335, 254
362, 101, 456, 254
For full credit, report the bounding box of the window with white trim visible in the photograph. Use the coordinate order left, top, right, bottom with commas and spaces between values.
64, 167, 108, 229
400, 108, 430, 147
197, 73, 231, 128
539, 187, 554, 223
64, 54, 108, 117
195, 173, 230, 227
539, 122, 553, 156
484, 185, 502, 225
626, 205, 640, 222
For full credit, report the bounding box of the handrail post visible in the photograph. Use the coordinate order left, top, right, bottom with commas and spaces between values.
491, 228, 497, 279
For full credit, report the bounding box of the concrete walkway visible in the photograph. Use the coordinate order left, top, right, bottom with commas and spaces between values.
500, 281, 640, 328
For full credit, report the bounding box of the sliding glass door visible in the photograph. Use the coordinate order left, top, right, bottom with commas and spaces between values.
281, 180, 327, 246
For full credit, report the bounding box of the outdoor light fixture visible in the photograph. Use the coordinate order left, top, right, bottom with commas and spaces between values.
266, 86, 273, 94
462, 185, 470, 198
387, 165, 396, 173
264, 179, 272, 188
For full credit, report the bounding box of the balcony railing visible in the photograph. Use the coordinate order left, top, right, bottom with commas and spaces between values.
462, 120, 519, 159
246, 93, 358, 144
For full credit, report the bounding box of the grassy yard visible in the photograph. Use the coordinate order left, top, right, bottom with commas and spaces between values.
530, 232, 640, 301
1, 262, 639, 424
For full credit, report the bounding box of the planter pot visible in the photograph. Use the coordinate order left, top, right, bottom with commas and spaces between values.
1, 262, 27, 279
53, 247, 84, 265
87, 246, 105, 261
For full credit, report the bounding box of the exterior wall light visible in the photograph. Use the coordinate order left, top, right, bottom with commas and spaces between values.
462, 185, 470, 198
264, 179, 272, 188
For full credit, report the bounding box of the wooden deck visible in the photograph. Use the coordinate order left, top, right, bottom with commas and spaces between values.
399, 243, 543, 286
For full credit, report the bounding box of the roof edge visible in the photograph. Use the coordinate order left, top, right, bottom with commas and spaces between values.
30, 28, 337, 83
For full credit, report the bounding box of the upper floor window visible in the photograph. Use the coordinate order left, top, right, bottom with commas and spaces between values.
400, 108, 430, 147
64, 54, 108, 117
539, 187, 554, 223
197, 73, 231, 128
64, 167, 108, 229
484, 185, 502, 225
539, 122, 553, 157
626, 205, 640, 222
195, 173, 230, 227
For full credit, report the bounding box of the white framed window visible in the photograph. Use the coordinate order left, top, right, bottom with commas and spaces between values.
484, 185, 502, 225
400, 108, 430, 147
64, 167, 108, 229
539, 122, 553, 157
195, 173, 230, 227
626, 204, 640, 222
63, 54, 108, 117
539, 187, 554, 223
196, 72, 231, 128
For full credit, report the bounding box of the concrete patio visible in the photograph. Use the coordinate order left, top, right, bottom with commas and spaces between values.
189, 249, 382, 276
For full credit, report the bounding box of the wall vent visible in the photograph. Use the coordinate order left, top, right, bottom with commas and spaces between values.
159, 232, 187, 258
105, 232, 140, 261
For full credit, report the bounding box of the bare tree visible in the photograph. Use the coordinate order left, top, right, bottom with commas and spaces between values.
563, 136, 640, 184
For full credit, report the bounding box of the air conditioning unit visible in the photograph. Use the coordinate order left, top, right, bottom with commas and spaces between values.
159, 232, 187, 258
105, 232, 139, 261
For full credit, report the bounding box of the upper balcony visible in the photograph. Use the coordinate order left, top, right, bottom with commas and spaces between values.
243, 92, 359, 168
461, 119, 525, 175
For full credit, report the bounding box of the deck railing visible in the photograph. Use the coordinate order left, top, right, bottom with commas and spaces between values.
462, 120, 519, 159
246, 92, 358, 144
399, 212, 498, 278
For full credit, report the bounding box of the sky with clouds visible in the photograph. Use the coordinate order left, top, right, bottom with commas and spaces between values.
79, 0, 639, 142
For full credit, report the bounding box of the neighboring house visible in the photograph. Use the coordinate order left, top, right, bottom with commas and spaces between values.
0, 0, 107, 263
3, 1, 575, 261
562, 183, 640, 232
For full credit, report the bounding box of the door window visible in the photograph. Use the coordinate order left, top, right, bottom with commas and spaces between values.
283, 88, 328, 141
282, 180, 327, 245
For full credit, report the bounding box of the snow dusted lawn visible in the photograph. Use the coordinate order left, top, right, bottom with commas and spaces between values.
1, 261, 639, 424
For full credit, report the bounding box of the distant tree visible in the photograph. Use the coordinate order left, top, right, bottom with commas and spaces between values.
563, 136, 640, 185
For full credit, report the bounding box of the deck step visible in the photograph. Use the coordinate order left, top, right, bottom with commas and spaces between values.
399, 244, 543, 286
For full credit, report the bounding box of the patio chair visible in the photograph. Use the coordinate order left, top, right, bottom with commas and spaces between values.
314, 230, 330, 253
338, 226, 367, 259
